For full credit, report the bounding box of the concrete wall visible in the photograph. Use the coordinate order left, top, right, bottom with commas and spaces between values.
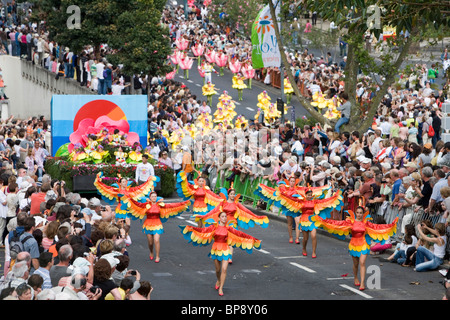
0, 55, 94, 120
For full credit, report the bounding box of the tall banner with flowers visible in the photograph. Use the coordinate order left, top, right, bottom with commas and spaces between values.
50, 95, 148, 158
251, 0, 281, 69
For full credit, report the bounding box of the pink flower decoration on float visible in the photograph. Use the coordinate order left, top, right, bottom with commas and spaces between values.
68, 116, 140, 153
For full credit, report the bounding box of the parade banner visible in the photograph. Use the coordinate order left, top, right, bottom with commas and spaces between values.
251, 0, 281, 69
50, 95, 148, 156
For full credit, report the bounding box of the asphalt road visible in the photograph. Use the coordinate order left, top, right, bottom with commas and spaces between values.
124, 202, 447, 301
174, 57, 309, 124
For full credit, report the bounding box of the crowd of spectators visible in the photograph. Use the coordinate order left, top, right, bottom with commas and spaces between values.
0, 0, 449, 300
0, 117, 151, 300
0, 179, 152, 300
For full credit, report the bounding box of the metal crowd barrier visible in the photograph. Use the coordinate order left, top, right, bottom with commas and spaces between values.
372, 201, 450, 252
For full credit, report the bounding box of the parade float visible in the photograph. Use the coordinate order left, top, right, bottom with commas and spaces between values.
47, 95, 175, 196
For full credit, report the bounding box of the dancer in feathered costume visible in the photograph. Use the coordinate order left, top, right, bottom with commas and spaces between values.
123, 191, 190, 263
311, 206, 398, 290
93, 172, 158, 222
194, 187, 269, 230
176, 171, 223, 227
180, 210, 261, 296
275, 187, 344, 257
254, 177, 328, 244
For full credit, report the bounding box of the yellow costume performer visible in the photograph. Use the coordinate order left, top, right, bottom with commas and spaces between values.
232, 74, 247, 101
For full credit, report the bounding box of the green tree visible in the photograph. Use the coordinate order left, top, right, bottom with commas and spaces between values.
267, 0, 450, 131
208, 0, 265, 36
31, 0, 171, 80
106, 0, 172, 80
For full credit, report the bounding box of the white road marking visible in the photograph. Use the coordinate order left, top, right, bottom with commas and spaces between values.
197, 270, 216, 275
153, 273, 172, 277
289, 262, 316, 273
327, 277, 355, 281
339, 284, 373, 299
275, 256, 305, 259
256, 249, 271, 255
242, 269, 262, 273
246, 107, 255, 111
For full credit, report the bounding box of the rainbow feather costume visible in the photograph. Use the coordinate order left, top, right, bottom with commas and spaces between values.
176, 171, 223, 216
194, 189, 269, 230
180, 224, 261, 261
94, 172, 159, 219
311, 210, 398, 257
123, 197, 190, 234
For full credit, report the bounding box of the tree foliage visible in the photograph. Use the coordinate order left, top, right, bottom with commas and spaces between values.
31, 0, 171, 78
267, 0, 450, 131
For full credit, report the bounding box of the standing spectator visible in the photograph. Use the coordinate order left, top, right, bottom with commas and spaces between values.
93, 258, 121, 300
33, 251, 53, 290
30, 183, 50, 215
6, 182, 19, 225
49, 244, 73, 287
426, 169, 448, 214
158, 150, 173, 169
19, 216, 40, 272
0, 178, 6, 246
96, 59, 105, 95
335, 92, 351, 133
135, 154, 155, 185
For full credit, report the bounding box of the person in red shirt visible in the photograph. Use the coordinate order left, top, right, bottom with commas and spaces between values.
29, 183, 51, 215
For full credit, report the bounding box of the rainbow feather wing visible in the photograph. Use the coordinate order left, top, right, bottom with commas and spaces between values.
204, 188, 224, 208
193, 205, 221, 225
226, 227, 261, 254
122, 197, 149, 220
94, 172, 120, 202
235, 203, 269, 229
313, 190, 344, 218
158, 200, 191, 222
274, 190, 302, 217
127, 176, 159, 199
179, 225, 215, 246
253, 184, 277, 204
310, 215, 352, 241
365, 217, 399, 244
176, 171, 196, 201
